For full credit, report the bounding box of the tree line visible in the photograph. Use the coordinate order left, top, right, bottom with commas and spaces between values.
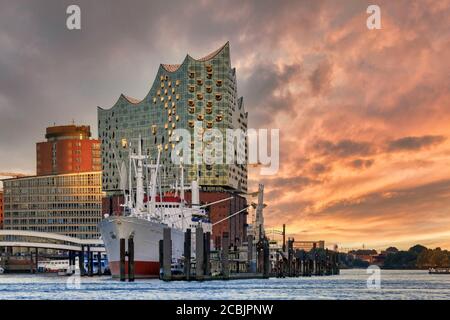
337, 245, 450, 269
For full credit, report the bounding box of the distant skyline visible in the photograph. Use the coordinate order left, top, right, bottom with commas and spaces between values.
1, 0, 450, 250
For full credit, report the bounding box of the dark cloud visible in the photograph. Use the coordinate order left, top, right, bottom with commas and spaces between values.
311, 135, 446, 161
0, 0, 324, 171
349, 158, 374, 169
310, 162, 331, 175
263, 175, 320, 190
242, 62, 302, 127
309, 59, 333, 96
387, 135, 446, 152
312, 139, 375, 158
319, 179, 450, 218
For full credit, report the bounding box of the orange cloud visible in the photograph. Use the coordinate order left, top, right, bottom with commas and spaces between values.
246, 0, 450, 250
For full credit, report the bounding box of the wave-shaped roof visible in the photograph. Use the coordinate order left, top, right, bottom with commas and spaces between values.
161, 64, 181, 72
161, 42, 229, 72
98, 42, 230, 111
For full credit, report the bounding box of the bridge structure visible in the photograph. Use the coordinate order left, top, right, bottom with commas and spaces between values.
0, 230, 105, 275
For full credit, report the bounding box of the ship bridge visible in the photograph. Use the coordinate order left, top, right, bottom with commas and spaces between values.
0, 230, 105, 252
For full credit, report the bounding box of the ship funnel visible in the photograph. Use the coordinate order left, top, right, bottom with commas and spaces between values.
191, 180, 200, 207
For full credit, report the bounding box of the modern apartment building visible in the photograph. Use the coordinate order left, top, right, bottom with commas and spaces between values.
2, 172, 102, 239
2, 124, 103, 240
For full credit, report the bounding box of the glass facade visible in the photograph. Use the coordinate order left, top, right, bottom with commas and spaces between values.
98, 42, 248, 195
2, 172, 103, 239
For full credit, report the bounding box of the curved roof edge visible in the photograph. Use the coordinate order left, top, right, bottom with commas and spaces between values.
122, 94, 141, 104
98, 93, 142, 112
161, 42, 229, 73
99, 42, 230, 111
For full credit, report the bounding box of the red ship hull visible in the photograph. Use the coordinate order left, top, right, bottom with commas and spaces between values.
109, 260, 160, 279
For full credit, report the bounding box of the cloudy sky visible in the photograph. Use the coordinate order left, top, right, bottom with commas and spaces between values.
1, 0, 449, 250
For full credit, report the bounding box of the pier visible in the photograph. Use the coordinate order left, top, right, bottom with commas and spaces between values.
158, 227, 339, 281
0, 230, 105, 275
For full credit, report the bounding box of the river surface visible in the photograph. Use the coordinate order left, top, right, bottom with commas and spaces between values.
0, 269, 449, 300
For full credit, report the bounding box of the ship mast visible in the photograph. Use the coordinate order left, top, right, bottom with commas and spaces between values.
180, 163, 185, 202
147, 148, 161, 216
135, 136, 145, 212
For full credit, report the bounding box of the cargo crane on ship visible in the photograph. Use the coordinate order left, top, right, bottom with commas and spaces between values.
98, 136, 234, 278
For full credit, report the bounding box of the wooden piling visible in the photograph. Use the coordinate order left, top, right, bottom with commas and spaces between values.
195, 227, 204, 280
222, 232, 230, 279
163, 228, 172, 281
78, 246, 85, 276
247, 235, 254, 273
287, 239, 293, 276
119, 238, 126, 282
159, 239, 163, 276
29, 249, 34, 273
204, 232, 211, 276
263, 239, 270, 278
184, 229, 191, 280
313, 254, 317, 276
68, 251, 73, 274
35, 248, 39, 273
88, 249, 93, 277
97, 252, 102, 276
128, 237, 135, 282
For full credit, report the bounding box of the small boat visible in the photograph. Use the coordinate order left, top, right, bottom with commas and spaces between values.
429, 267, 450, 274
57, 269, 68, 276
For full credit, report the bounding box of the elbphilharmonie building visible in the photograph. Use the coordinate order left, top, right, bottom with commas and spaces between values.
98, 42, 248, 196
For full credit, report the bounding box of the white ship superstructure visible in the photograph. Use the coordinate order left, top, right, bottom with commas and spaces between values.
99, 137, 213, 278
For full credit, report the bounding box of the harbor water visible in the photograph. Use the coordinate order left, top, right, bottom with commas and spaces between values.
1, 269, 450, 300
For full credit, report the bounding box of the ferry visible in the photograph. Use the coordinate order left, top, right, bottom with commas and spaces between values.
429, 267, 450, 274
38, 256, 109, 275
